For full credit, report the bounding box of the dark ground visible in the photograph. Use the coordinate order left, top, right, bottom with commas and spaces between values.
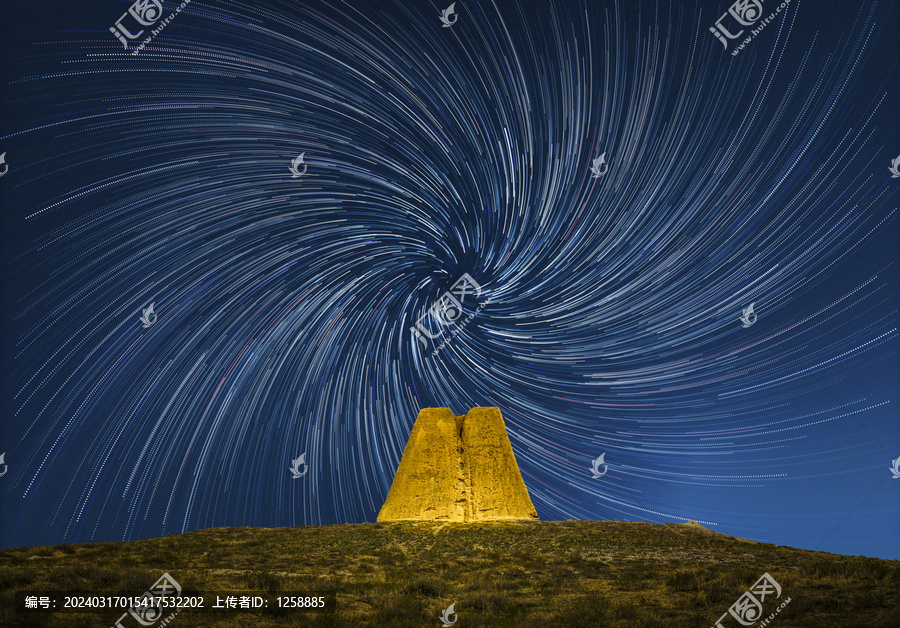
1, 519, 897, 627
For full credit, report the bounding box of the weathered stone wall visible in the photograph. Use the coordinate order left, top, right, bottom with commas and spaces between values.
377, 407, 539, 522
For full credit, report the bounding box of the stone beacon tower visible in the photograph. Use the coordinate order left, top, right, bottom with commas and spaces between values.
377, 407, 539, 522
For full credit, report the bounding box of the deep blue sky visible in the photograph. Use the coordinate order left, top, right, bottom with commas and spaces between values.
1, 0, 898, 560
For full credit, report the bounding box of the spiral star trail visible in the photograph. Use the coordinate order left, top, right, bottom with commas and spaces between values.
1, 0, 898, 559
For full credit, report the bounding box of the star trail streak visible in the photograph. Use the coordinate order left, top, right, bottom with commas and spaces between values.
0, 0, 897, 559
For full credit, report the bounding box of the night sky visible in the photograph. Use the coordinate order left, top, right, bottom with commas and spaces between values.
1, 0, 898, 560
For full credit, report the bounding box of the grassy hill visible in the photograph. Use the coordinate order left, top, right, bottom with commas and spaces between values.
1, 520, 897, 627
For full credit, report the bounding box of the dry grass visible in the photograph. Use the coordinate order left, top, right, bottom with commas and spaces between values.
0, 520, 896, 626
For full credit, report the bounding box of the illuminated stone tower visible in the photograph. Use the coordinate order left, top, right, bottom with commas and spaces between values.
377, 407, 539, 522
